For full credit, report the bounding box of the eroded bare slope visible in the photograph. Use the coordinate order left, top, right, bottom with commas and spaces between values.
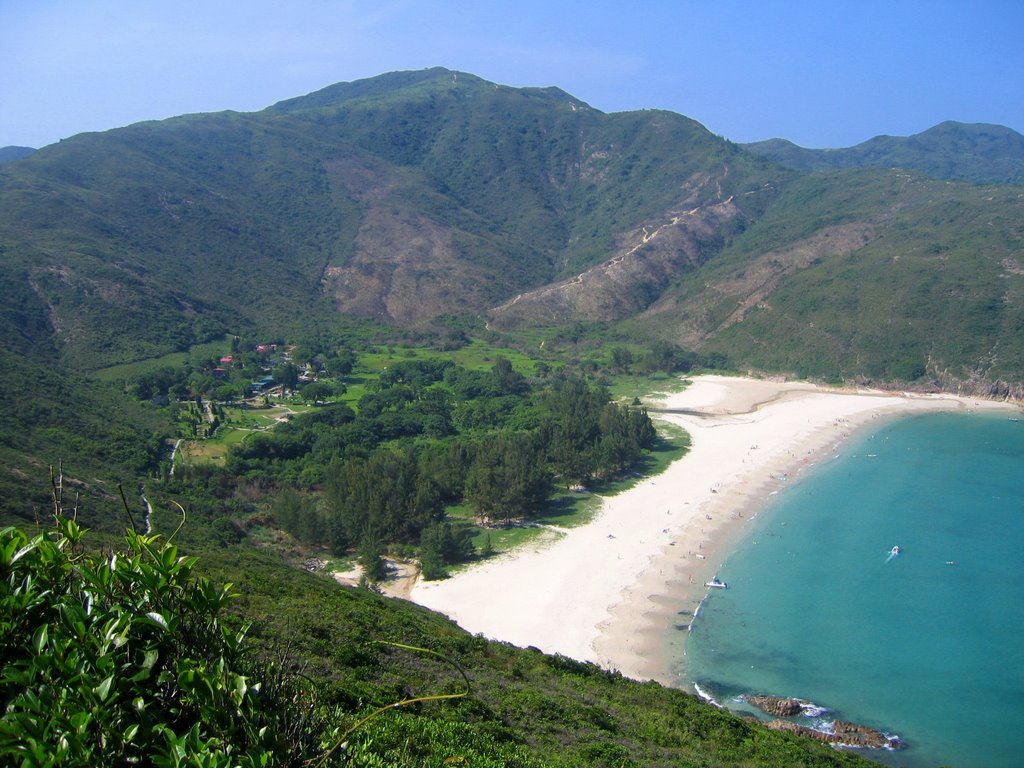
488, 169, 778, 328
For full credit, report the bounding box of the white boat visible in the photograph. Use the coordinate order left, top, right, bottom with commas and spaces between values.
890, 545, 901, 556
704, 577, 728, 589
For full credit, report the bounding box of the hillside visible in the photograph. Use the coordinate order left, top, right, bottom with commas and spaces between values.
743, 121, 1024, 185
3, 514, 876, 767
0, 68, 781, 374
0, 68, 1022, 497
3, 69, 1022, 394
1, 67, 1023, 521
630, 167, 1024, 393
0, 146, 35, 164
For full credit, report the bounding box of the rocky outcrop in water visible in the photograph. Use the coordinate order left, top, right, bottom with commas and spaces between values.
766, 719, 904, 750
745, 695, 806, 717
744, 694, 904, 750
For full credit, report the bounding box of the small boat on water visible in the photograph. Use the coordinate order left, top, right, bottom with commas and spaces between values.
890, 545, 901, 556
705, 577, 728, 589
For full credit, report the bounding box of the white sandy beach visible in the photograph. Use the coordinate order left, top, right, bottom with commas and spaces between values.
409, 375, 1018, 685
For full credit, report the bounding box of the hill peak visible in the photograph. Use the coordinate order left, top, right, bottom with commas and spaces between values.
267, 68, 591, 115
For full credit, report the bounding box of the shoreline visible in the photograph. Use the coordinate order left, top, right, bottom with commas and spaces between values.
409, 375, 1019, 687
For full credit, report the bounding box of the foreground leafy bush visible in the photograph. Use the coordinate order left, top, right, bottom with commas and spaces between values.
0, 518, 331, 767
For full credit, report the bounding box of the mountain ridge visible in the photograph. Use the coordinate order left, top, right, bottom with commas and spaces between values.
743, 120, 1024, 185
0, 145, 36, 164
1, 68, 1022, 390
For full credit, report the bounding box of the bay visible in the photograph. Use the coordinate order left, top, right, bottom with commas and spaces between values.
679, 412, 1024, 768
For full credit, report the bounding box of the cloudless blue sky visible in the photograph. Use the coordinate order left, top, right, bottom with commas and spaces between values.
2, 0, 1022, 149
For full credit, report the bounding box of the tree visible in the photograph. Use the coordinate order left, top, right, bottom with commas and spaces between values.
418, 524, 450, 581
300, 381, 335, 403
289, 344, 314, 368
273, 362, 300, 391
214, 382, 244, 402
272, 488, 303, 534
642, 340, 695, 374
465, 434, 551, 524
595, 403, 641, 474
610, 346, 634, 372
325, 349, 357, 377
419, 522, 476, 581
358, 535, 388, 582
491, 356, 529, 396
541, 376, 605, 486
323, 449, 444, 550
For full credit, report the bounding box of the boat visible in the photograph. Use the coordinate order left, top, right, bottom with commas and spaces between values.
890, 545, 901, 556
704, 577, 728, 589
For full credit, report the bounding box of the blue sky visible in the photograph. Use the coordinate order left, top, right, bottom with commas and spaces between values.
2, 0, 1022, 149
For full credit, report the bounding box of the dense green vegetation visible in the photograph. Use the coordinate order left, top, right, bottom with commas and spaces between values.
2, 510, 876, 767
190, 355, 660, 576
0, 68, 777, 377
1, 518, 326, 766
3, 67, 1023, 412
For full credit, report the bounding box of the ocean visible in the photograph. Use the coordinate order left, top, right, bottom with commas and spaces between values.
678, 411, 1024, 768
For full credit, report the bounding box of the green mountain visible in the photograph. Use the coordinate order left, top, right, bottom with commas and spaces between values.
7, 70, 1020, 392
0, 68, 783, 372
0, 146, 36, 164
743, 121, 1024, 185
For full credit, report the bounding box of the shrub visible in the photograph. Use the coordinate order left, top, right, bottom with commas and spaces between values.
0, 517, 329, 766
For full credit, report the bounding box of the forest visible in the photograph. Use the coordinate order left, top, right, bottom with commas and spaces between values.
171, 354, 661, 580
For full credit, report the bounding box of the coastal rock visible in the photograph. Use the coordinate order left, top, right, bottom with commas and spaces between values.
766, 719, 904, 750
831, 720, 905, 749
745, 695, 807, 717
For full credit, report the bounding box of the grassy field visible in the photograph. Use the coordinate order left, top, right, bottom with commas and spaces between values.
356, 338, 547, 374
606, 371, 691, 402
329, 338, 556, 409
90, 338, 232, 382
176, 400, 316, 467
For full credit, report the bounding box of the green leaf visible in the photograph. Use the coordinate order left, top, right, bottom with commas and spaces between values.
146, 611, 169, 630
11, 541, 37, 564
162, 544, 179, 570
94, 674, 114, 701
233, 674, 248, 703
32, 623, 48, 653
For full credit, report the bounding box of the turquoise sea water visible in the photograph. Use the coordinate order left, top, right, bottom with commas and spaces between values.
679, 412, 1024, 768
